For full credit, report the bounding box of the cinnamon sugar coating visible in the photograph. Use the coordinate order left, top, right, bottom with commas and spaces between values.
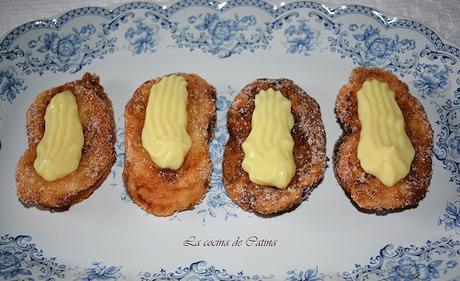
223, 78, 327, 214
16, 73, 116, 209
123, 73, 216, 216
333, 67, 433, 212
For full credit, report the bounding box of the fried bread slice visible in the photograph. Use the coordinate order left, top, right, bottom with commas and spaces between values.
223, 78, 327, 214
123, 73, 216, 216
333, 67, 433, 212
16, 73, 116, 209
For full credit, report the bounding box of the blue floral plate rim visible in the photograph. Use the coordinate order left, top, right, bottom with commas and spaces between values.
1, 0, 460, 280
1, 0, 459, 56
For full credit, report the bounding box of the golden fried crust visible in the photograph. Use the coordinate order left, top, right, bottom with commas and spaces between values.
333, 67, 433, 212
123, 73, 216, 216
16, 73, 116, 209
223, 79, 327, 215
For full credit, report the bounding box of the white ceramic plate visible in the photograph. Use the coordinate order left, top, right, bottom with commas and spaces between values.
1, 1, 459, 280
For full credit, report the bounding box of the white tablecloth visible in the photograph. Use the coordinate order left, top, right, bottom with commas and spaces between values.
1, 0, 460, 46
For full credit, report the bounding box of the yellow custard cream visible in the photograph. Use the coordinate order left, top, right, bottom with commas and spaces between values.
141, 74, 191, 170
242, 88, 295, 189
34, 90, 84, 182
357, 79, 415, 187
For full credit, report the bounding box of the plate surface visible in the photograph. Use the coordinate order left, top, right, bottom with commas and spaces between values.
1, 0, 460, 280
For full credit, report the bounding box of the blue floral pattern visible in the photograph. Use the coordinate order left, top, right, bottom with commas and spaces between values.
283, 20, 319, 55
328, 24, 417, 76
0, 46, 24, 63
15, 24, 116, 74
0, 67, 26, 104
1, 235, 127, 281
202, 91, 238, 221
172, 13, 270, 58
449, 136, 460, 158
138, 261, 270, 280
286, 267, 325, 281
341, 237, 460, 281
439, 201, 460, 234
386, 257, 451, 281
196, 123, 239, 223
74, 262, 124, 281
0, 235, 69, 280
412, 64, 452, 99
114, 128, 125, 171
0, 246, 30, 279
109, 126, 131, 204
38, 27, 92, 63
3, 234, 460, 280
433, 94, 460, 186
125, 18, 159, 55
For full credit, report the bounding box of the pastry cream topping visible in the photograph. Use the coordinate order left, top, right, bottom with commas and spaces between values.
357, 79, 415, 187
242, 88, 295, 189
141, 74, 191, 170
34, 90, 84, 182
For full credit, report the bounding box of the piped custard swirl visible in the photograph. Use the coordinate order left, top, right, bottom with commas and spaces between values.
357, 79, 415, 187
242, 88, 295, 189
142, 74, 191, 170
34, 90, 84, 182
